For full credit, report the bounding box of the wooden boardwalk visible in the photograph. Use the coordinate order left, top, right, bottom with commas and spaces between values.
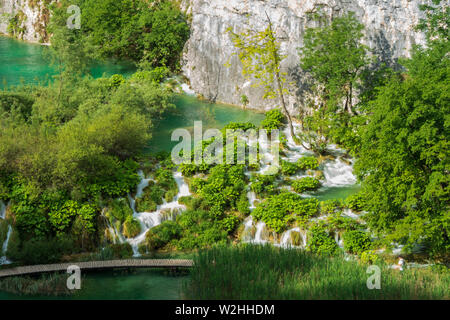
0, 259, 193, 278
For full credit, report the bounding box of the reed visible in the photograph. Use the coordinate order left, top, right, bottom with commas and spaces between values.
183, 245, 449, 300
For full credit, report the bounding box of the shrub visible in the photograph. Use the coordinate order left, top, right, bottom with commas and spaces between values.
108, 198, 133, 223
122, 216, 141, 238
345, 192, 366, 211
237, 192, 251, 216
320, 200, 344, 215
7, 236, 74, 265
307, 224, 340, 255
253, 192, 319, 233
110, 243, 133, 259
145, 220, 182, 250
219, 215, 240, 234
135, 184, 164, 212
291, 177, 321, 193
343, 230, 372, 254
297, 156, 319, 170
281, 160, 300, 176
360, 250, 379, 265
260, 109, 285, 132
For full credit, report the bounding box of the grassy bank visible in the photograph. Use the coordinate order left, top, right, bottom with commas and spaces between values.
183, 245, 449, 300
0, 273, 74, 296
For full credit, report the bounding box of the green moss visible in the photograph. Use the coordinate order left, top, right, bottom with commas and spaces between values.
122, 216, 141, 238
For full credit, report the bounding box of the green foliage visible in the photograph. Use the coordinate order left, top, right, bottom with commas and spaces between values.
360, 250, 379, 265
297, 156, 319, 171
320, 199, 344, 215
122, 216, 141, 238
250, 174, 277, 196
345, 192, 366, 212
185, 245, 449, 299
145, 220, 182, 251
354, 18, 449, 255
280, 160, 300, 176
219, 215, 240, 234
135, 183, 164, 213
307, 223, 340, 255
291, 177, 321, 193
7, 236, 74, 265
260, 109, 285, 132
110, 242, 133, 259
300, 11, 371, 114
253, 192, 319, 233
237, 192, 251, 216
194, 165, 246, 218
343, 230, 372, 254
107, 198, 132, 223
174, 210, 228, 250
53, 0, 190, 70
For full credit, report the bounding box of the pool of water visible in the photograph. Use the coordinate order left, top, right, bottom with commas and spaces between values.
0, 269, 189, 300
0, 36, 136, 87
147, 95, 266, 153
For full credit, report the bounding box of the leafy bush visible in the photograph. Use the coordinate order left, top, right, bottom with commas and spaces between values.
122, 216, 141, 238
135, 183, 164, 212
291, 177, 321, 193
7, 236, 74, 265
297, 156, 319, 170
360, 250, 379, 265
110, 243, 133, 259
345, 192, 366, 211
145, 220, 181, 251
281, 160, 300, 176
237, 192, 251, 216
343, 230, 372, 254
260, 109, 285, 132
253, 192, 319, 233
174, 210, 228, 250
307, 224, 340, 255
320, 199, 344, 215
250, 174, 277, 196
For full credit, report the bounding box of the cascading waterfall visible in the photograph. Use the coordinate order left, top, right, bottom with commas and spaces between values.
322, 158, 357, 187
126, 171, 191, 256
0, 200, 6, 220
241, 122, 358, 247
0, 200, 12, 265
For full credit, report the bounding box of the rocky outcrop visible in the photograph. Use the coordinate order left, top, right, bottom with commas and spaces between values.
181, 0, 430, 112
0, 0, 51, 43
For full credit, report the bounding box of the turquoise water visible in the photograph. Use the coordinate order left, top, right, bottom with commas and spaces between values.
0, 269, 188, 300
147, 95, 265, 152
0, 36, 136, 87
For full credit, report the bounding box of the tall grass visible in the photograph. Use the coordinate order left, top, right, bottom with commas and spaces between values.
183, 245, 449, 300
0, 273, 74, 296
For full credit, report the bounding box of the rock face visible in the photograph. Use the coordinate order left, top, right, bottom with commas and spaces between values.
181, 0, 430, 113
0, 0, 51, 43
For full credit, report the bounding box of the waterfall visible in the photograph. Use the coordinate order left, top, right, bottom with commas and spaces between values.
0, 200, 6, 220
126, 171, 191, 256
247, 191, 257, 211
0, 225, 12, 265
181, 83, 196, 96
322, 158, 356, 187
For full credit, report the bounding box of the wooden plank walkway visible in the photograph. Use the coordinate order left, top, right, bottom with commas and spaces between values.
0, 259, 193, 278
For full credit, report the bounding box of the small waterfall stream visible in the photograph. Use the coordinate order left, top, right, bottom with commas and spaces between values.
0, 200, 12, 265
241, 121, 358, 247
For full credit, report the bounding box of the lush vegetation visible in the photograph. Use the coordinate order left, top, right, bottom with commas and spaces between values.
184, 245, 449, 299
50, 0, 189, 71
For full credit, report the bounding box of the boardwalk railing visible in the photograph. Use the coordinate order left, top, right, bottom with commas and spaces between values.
0, 259, 193, 278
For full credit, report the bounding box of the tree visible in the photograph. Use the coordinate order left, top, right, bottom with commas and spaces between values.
354, 1, 449, 256
227, 13, 296, 139
300, 11, 371, 116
